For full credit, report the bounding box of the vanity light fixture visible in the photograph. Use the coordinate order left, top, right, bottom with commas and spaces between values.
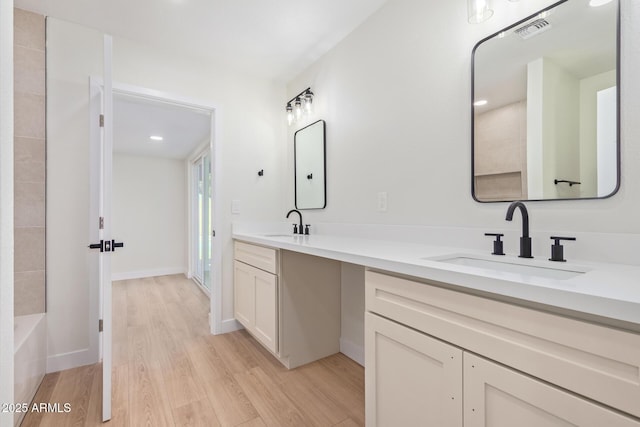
468, 0, 493, 24
286, 87, 314, 126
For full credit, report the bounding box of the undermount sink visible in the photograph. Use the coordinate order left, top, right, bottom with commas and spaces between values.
428, 255, 587, 280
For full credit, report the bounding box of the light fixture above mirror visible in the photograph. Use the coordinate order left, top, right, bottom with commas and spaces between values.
468, 0, 494, 23
286, 87, 314, 126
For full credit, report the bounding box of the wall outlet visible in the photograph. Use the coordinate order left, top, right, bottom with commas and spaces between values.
377, 192, 388, 212
231, 199, 241, 214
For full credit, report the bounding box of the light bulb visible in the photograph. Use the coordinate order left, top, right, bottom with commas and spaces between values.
286, 103, 294, 125
304, 90, 314, 113
468, 0, 493, 24
294, 97, 303, 120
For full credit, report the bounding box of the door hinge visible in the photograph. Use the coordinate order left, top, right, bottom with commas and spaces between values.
99, 217, 104, 229
99, 114, 104, 127
99, 319, 103, 332
212, 230, 216, 237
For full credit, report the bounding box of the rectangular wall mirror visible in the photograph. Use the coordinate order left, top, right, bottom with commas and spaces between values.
472, 0, 619, 202
294, 120, 326, 209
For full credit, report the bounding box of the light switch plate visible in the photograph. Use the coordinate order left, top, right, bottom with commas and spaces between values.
377, 192, 388, 212
231, 199, 241, 214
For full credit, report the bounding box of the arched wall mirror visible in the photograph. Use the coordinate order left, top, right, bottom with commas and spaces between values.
472, 0, 619, 202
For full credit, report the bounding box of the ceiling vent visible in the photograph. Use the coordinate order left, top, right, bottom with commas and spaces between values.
515, 19, 552, 40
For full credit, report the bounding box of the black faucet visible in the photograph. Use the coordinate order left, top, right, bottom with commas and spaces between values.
286, 209, 303, 234
505, 201, 533, 258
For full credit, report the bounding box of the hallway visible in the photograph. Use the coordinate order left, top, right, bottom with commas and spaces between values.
21, 275, 364, 426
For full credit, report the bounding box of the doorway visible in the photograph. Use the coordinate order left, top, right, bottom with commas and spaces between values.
89, 81, 222, 410
111, 91, 212, 286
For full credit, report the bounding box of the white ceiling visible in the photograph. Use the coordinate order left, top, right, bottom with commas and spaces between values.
14, 0, 389, 83
14, 0, 390, 159
113, 93, 211, 159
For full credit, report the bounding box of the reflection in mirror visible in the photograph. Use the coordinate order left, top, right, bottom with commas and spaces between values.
295, 120, 326, 209
472, 0, 619, 202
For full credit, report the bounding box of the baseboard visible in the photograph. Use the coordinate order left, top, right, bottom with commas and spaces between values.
46, 348, 98, 374
213, 318, 243, 335
340, 337, 364, 366
111, 268, 185, 281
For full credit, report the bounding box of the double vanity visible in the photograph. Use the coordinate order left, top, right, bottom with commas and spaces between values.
240, 0, 632, 424
233, 221, 640, 426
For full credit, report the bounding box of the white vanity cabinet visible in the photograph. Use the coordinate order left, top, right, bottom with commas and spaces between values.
365, 270, 640, 427
234, 242, 278, 353
365, 312, 463, 427
464, 353, 640, 427
233, 240, 342, 368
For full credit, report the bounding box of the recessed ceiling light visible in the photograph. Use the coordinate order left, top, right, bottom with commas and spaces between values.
474, 100, 488, 107
149, 135, 164, 142
589, 0, 613, 6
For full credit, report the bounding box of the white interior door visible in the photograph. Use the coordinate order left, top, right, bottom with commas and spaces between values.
101, 34, 114, 423
89, 35, 115, 423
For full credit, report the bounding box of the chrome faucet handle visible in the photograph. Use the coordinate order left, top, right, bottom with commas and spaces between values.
484, 233, 505, 256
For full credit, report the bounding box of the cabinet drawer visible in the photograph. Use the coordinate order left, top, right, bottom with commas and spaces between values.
234, 241, 278, 274
366, 270, 640, 418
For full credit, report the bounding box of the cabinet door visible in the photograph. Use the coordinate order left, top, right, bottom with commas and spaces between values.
464, 353, 640, 427
253, 267, 278, 353
365, 313, 463, 427
234, 260, 255, 329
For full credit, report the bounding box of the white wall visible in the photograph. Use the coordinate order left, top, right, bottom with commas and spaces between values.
46, 18, 286, 368
541, 58, 580, 199
286, 0, 640, 234
579, 70, 616, 197
0, 1, 15, 422
111, 154, 186, 280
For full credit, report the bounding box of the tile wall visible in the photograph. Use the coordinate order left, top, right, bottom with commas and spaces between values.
14, 8, 45, 316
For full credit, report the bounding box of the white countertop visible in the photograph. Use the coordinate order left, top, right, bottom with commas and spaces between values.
233, 231, 640, 328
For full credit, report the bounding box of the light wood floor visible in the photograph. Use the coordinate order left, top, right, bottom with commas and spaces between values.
22, 275, 364, 426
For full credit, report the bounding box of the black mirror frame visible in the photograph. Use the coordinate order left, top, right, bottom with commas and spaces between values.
294, 119, 327, 210
470, 0, 621, 203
